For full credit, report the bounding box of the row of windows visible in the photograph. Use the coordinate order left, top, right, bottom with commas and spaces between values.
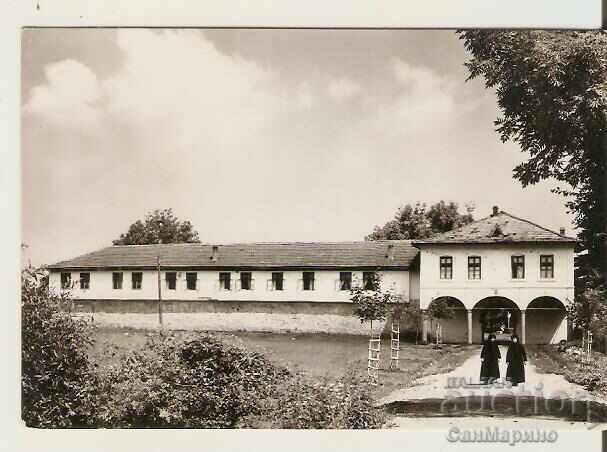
60, 271, 377, 291
439, 255, 555, 280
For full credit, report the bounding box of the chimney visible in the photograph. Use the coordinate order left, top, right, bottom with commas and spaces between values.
559, 227, 566, 236
211, 245, 218, 262
492, 206, 499, 216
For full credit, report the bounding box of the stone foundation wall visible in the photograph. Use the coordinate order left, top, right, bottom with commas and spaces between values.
72, 299, 408, 335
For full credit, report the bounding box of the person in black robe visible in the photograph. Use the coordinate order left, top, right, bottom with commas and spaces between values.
506, 334, 527, 386
480, 334, 501, 384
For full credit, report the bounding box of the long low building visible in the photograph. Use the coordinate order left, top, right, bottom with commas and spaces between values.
47, 207, 575, 343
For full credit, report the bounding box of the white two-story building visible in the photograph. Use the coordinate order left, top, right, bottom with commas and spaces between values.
48, 207, 575, 343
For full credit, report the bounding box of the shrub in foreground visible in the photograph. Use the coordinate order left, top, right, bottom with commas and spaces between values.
95, 334, 290, 428
241, 370, 385, 429
21, 267, 98, 428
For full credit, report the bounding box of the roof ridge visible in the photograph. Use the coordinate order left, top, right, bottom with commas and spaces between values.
499, 211, 573, 239
109, 240, 413, 247
429, 212, 495, 239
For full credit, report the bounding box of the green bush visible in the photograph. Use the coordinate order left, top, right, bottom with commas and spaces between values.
21, 268, 98, 428
95, 333, 290, 428
241, 370, 385, 429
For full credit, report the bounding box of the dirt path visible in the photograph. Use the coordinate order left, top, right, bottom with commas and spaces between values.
381, 345, 598, 405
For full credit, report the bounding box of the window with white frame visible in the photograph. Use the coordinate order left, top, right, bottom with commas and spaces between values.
362, 271, 376, 290
439, 256, 453, 280
165, 272, 177, 290
240, 272, 252, 290
219, 272, 231, 290
271, 272, 284, 291
339, 272, 352, 291
79, 272, 90, 290
112, 272, 123, 290
511, 255, 525, 279
302, 272, 315, 291
468, 256, 481, 280
60, 272, 71, 289
540, 255, 554, 279
132, 272, 143, 290
186, 272, 197, 290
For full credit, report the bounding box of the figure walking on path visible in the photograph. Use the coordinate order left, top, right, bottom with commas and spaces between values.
480, 333, 501, 384
506, 334, 527, 386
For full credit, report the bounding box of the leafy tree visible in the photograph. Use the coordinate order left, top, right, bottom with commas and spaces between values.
567, 285, 607, 336
112, 208, 200, 245
21, 267, 98, 427
350, 273, 396, 333
366, 201, 474, 241
427, 297, 456, 342
459, 31, 607, 290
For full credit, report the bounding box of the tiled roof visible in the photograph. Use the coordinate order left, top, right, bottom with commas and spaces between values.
413, 211, 576, 245
47, 241, 418, 270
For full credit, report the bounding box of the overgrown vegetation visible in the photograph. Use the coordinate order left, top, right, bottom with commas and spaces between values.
241, 370, 385, 429
528, 345, 607, 398
21, 267, 98, 428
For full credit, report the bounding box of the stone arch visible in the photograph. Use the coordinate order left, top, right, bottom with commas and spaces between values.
426, 296, 467, 343
472, 296, 521, 344
526, 296, 568, 344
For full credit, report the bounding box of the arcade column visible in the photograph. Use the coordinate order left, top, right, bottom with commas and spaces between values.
421, 309, 428, 344
520, 309, 526, 344
467, 309, 473, 344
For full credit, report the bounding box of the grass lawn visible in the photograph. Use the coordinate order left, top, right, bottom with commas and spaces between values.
91, 327, 478, 399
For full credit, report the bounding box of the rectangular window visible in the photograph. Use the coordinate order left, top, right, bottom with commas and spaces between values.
363, 271, 376, 290
511, 255, 525, 279
468, 256, 481, 280
112, 272, 123, 290
339, 272, 352, 291
440, 256, 453, 280
132, 272, 143, 290
271, 272, 284, 291
540, 255, 554, 279
219, 272, 231, 290
240, 272, 252, 290
166, 272, 177, 290
60, 272, 71, 289
302, 272, 315, 291
186, 272, 197, 290
79, 272, 90, 290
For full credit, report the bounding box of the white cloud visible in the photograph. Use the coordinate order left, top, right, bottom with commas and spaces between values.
327, 77, 361, 100
370, 59, 459, 137
24, 59, 103, 131
104, 29, 283, 152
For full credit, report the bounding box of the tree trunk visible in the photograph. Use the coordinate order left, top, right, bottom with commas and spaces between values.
602, 132, 607, 286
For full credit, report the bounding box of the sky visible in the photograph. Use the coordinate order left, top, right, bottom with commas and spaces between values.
21, 28, 574, 266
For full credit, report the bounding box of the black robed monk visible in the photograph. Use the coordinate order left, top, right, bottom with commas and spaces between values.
506, 334, 527, 386
480, 334, 501, 384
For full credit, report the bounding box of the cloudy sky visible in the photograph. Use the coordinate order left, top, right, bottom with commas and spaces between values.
21, 28, 573, 266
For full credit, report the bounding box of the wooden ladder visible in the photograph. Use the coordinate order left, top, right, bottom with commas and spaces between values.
368, 333, 381, 385
435, 323, 442, 348
389, 319, 400, 370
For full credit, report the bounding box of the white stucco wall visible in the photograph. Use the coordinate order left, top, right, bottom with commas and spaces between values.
49, 269, 412, 303
418, 243, 575, 310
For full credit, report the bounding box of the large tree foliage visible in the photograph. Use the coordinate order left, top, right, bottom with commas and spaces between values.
366, 201, 474, 241
21, 267, 98, 427
459, 31, 607, 289
113, 208, 200, 245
